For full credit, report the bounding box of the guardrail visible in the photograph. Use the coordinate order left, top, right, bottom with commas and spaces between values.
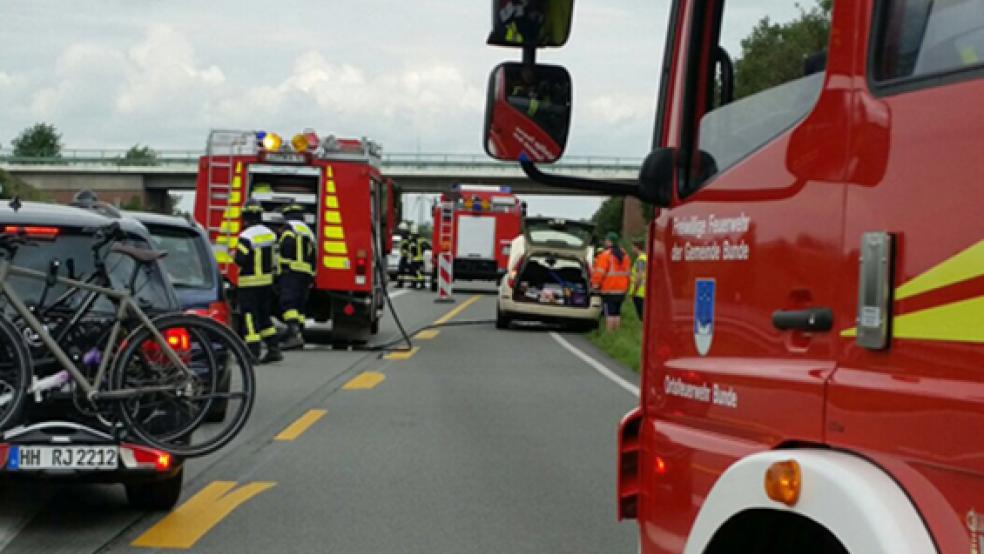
0, 149, 642, 171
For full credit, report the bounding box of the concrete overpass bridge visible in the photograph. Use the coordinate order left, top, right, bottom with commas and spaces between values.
0, 149, 642, 209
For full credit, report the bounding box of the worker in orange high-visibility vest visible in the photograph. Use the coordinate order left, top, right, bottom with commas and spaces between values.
591, 231, 632, 332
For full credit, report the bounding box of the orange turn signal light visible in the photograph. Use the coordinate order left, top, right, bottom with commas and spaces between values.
764, 459, 801, 506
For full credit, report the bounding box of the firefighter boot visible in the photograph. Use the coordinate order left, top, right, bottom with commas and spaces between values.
261, 337, 284, 364
280, 321, 305, 351
247, 342, 262, 364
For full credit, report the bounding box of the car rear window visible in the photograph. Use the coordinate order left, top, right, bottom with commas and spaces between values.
525, 220, 593, 248
3, 232, 174, 313
146, 226, 215, 290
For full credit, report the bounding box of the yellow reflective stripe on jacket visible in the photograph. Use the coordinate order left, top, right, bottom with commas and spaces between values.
239, 274, 273, 287
631, 254, 647, 298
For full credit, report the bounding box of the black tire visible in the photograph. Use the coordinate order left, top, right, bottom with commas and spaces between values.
0, 316, 29, 432
370, 317, 380, 335
495, 307, 512, 330
205, 363, 230, 423
303, 326, 334, 344
126, 467, 184, 511
112, 314, 255, 458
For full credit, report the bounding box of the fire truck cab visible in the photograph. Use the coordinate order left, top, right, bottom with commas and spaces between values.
482, 1, 984, 553
194, 130, 395, 342
430, 186, 524, 289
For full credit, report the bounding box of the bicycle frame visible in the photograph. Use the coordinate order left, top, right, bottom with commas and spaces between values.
0, 257, 191, 402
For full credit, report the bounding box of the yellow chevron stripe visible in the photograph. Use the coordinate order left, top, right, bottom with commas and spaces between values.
325, 210, 342, 224
324, 226, 344, 239
232, 176, 242, 189
323, 241, 347, 254
327, 181, 336, 194
230, 190, 241, 203
325, 196, 339, 208
841, 295, 984, 343
236, 162, 242, 173
326, 166, 333, 178
324, 256, 349, 269
896, 239, 984, 300
893, 296, 984, 343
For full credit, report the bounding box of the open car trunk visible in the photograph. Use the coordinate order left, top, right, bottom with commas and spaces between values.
512, 253, 591, 308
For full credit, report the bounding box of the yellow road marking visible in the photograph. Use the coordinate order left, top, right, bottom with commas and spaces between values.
132, 481, 275, 549
433, 295, 481, 325
383, 347, 419, 360
414, 329, 440, 340
274, 409, 327, 441
343, 371, 386, 389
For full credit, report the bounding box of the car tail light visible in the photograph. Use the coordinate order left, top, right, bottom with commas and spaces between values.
3, 225, 59, 240
0, 443, 9, 468
165, 328, 191, 352
120, 443, 173, 473
189, 301, 231, 326
140, 327, 192, 362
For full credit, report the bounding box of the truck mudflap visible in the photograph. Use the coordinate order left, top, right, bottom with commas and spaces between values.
618, 407, 643, 521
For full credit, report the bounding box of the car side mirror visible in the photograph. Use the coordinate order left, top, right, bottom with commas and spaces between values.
484, 62, 572, 163
487, 0, 574, 48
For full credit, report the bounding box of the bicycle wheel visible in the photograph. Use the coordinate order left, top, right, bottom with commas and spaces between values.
0, 316, 30, 432
111, 313, 256, 457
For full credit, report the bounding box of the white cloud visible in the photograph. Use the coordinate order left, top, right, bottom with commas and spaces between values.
116, 25, 225, 116
585, 94, 654, 126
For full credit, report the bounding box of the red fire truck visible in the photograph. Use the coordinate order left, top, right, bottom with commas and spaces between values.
430, 186, 524, 289
193, 130, 396, 341
483, 1, 984, 553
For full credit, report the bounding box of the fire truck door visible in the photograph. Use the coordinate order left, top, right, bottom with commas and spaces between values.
826, 4, 984, 546
639, 1, 850, 548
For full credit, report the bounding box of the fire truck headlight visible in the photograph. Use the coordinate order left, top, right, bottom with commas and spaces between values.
262, 132, 283, 151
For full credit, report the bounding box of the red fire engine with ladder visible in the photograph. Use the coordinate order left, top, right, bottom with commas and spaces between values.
429, 185, 524, 291
193, 129, 396, 342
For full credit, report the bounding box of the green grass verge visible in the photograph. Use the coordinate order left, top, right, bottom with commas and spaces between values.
586, 298, 643, 373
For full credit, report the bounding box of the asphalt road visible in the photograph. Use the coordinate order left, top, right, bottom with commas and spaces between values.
0, 284, 640, 553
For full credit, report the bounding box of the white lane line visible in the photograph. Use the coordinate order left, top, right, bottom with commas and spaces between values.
549, 332, 640, 397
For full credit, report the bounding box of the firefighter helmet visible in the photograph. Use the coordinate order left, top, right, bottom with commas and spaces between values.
281, 204, 305, 221
242, 200, 264, 226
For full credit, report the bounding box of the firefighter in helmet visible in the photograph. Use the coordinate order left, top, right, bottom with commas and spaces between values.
277, 204, 316, 350
234, 200, 283, 363
396, 222, 412, 288
407, 224, 427, 289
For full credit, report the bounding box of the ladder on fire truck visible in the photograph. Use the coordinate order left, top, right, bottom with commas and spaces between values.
204, 130, 257, 271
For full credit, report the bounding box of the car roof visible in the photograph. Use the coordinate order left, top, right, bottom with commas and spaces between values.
125, 211, 201, 232
0, 200, 162, 242
0, 199, 116, 228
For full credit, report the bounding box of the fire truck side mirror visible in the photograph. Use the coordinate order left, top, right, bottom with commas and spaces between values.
487, 0, 574, 48
638, 148, 681, 208
484, 62, 572, 164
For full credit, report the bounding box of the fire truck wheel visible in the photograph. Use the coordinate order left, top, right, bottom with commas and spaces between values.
370, 318, 380, 335
302, 327, 333, 345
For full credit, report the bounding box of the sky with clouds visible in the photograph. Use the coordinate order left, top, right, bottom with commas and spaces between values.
0, 1, 805, 219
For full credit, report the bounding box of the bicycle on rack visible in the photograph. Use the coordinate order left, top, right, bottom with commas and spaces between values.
0, 222, 255, 457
